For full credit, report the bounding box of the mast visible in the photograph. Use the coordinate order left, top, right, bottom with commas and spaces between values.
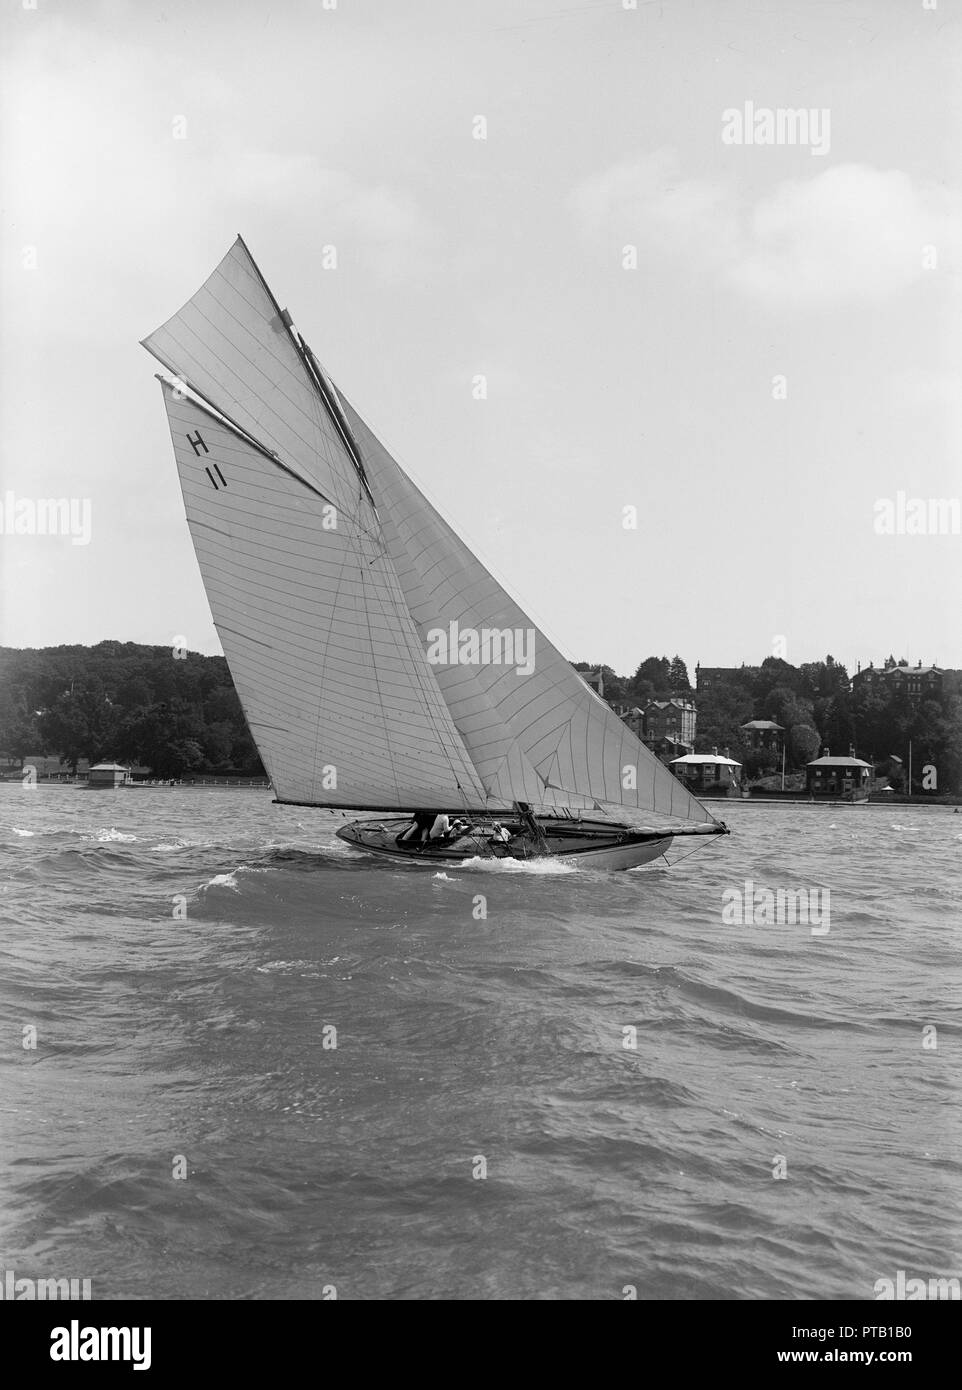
236, 234, 377, 512
300, 339, 377, 511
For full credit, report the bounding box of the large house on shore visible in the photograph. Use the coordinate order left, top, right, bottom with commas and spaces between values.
619, 698, 696, 758
695, 663, 759, 692
851, 659, 942, 705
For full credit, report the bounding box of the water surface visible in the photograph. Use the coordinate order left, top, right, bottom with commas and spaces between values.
1, 787, 958, 1299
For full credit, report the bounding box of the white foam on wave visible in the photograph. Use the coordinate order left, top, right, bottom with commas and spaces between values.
200, 864, 275, 892
454, 854, 578, 875
202, 871, 241, 891
88, 828, 138, 843
256, 958, 326, 977
10, 827, 35, 837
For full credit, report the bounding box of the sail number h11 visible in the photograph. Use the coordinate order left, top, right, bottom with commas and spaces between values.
186, 431, 228, 490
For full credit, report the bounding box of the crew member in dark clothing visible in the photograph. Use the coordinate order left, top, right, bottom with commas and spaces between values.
396, 810, 438, 846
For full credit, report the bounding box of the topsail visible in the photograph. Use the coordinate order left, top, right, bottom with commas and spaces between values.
143, 237, 716, 826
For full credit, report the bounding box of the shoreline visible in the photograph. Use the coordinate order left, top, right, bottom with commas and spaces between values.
3, 781, 959, 809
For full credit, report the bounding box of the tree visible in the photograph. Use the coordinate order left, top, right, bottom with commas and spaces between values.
667, 655, 691, 692
598, 666, 628, 701
0, 690, 43, 763
629, 679, 655, 706
740, 748, 778, 780
800, 655, 851, 700
790, 724, 820, 764
630, 656, 670, 699
1, 643, 266, 778
761, 686, 816, 744
38, 679, 121, 771
695, 678, 754, 753
754, 658, 804, 700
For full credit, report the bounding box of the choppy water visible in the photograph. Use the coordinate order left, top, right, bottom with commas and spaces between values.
1, 786, 959, 1300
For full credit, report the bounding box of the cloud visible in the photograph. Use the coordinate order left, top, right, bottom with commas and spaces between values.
223, 154, 442, 281
570, 152, 962, 307
571, 150, 741, 272
0, 18, 442, 349
890, 368, 962, 410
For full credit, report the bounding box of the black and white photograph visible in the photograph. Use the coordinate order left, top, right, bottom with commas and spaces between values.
1, 0, 959, 1343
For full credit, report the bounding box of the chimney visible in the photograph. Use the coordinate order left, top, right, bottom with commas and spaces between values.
712, 746, 718, 756
822, 747, 830, 758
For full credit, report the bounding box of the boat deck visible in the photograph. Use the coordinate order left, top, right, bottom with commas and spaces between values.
336, 815, 676, 866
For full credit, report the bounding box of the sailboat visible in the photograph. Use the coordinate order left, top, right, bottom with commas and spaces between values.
142, 237, 729, 870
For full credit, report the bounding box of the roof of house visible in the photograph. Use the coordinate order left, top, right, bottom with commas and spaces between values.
806, 756, 873, 768
856, 663, 942, 678
741, 720, 784, 730
671, 754, 742, 767
89, 762, 130, 772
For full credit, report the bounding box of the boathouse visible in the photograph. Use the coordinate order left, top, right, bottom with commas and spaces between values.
87, 762, 132, 788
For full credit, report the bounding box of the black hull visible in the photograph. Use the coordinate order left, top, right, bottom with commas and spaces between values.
335, 815, 724, 871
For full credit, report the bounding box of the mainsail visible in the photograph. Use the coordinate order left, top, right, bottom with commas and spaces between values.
144, 237, 717, 825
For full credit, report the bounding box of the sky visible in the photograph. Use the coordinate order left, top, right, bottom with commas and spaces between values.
1, 0, 960, 678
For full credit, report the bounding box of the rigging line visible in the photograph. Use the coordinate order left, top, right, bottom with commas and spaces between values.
332, 402, 470, 808
299, 364, 407, 804
294, 368, 402, 806
336, 389, 584, 666
234, 234, 380, 524
660, 834, 728, 871
151, 324, 383, 546
354, 534, 407, 810
152, 364, 371, 528
307, 518, 364, 808
161, 248, 317, 402
349, 442, 481, 812
381, 559, 479, 811
301, 340, 378, 512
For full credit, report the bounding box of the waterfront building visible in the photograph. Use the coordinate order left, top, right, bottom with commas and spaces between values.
805, 754, 872, 798
86, 762, 132, 788
670, 752, 742, 794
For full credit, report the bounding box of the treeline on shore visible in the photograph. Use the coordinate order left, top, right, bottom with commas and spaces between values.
1, 644, 959, 793
574, 654, 962, 793
0, 642, 263, 779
